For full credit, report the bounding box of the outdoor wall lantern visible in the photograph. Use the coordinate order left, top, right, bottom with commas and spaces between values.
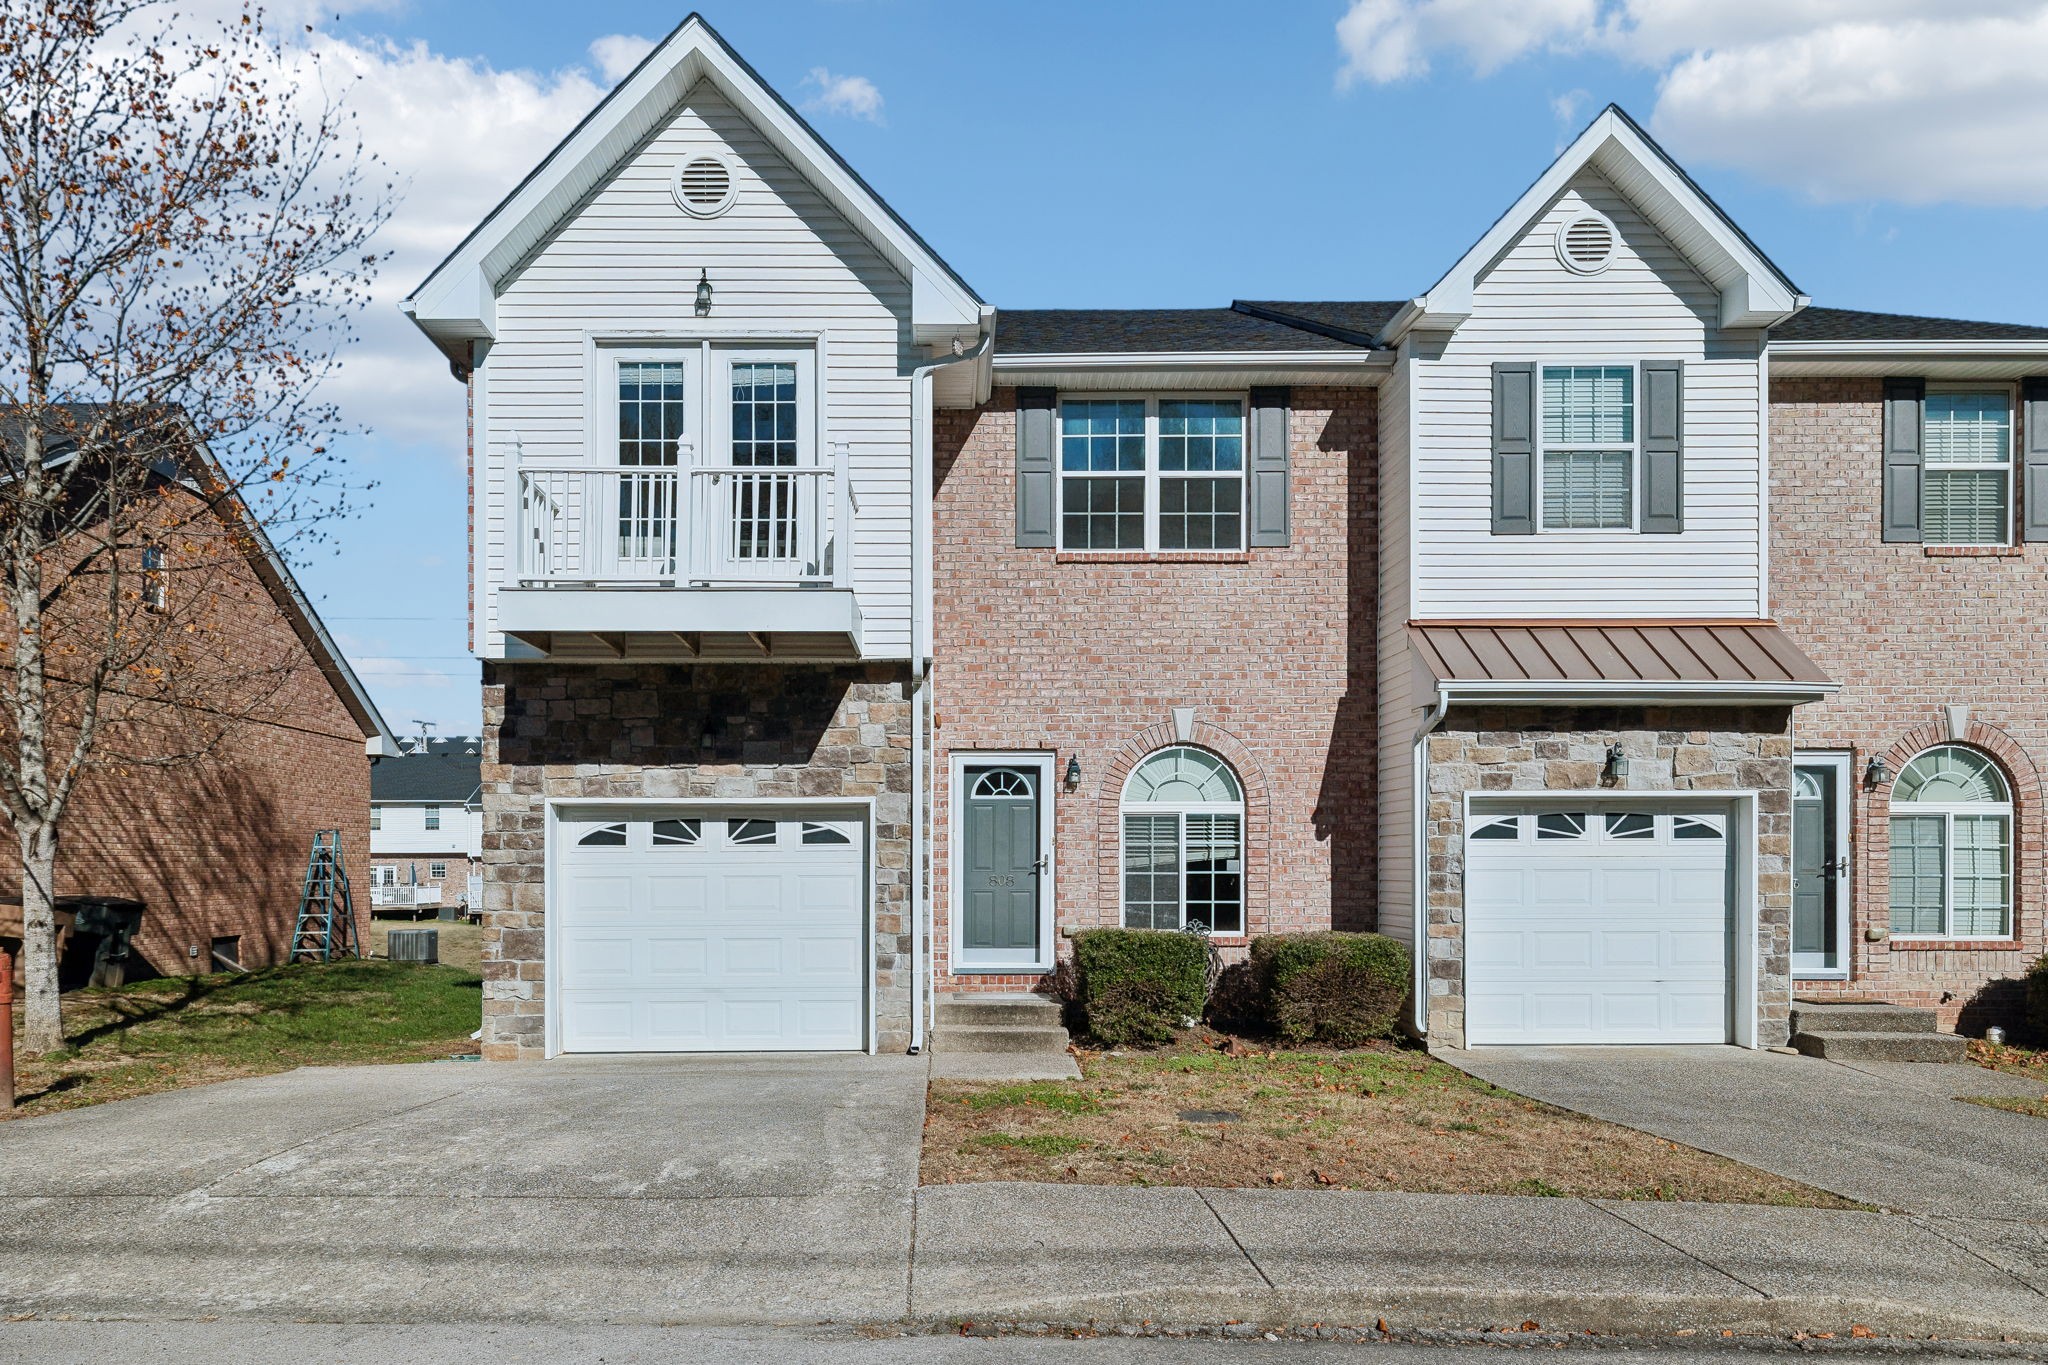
1865, 755, 1893, 788
1064, 755, 1081, 789
1602, 741, 1629, 785
694, 268, 714, 316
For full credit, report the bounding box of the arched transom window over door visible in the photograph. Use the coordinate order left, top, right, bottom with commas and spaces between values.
1889, 745, 2013, 938
1121, 747, 1245, 934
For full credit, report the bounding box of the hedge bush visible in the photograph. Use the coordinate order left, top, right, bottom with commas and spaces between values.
1072, 928, 1209, 1046
2025, 954, 2048, 1042
1251, 932, 1410, 1046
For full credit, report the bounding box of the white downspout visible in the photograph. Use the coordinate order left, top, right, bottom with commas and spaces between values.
1411, 685, 1451, 1038
905, 331, 992, 1054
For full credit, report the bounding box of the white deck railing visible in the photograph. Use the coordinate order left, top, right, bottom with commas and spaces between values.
514, 441, 852, 589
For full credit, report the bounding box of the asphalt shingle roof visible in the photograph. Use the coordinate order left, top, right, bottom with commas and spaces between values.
994, 308, 1367, 356
371, 737, 483, 804
1231, 301, 1406, 346
1773, 306, 2048, 343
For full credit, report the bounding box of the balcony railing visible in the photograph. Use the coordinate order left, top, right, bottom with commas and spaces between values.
515, 441, 853, 589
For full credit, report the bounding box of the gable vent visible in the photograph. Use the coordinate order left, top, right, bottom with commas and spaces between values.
673, 154, 735, 218
1556, 212, 1616, 274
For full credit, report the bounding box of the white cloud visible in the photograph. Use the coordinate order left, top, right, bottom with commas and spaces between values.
1334, 0, 2048, 206
589, 33, 655, 84
801, 67, 885, 124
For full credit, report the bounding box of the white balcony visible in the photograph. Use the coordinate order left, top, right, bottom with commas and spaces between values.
498, 442, 862, 660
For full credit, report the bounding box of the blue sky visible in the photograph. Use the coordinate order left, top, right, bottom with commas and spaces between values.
285, 1, 2048, 739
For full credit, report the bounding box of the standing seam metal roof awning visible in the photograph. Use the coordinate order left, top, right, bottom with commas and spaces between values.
1409, 621, 1835, 703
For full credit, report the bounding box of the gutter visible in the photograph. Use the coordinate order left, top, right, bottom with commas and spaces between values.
1429, 680, 1838, 706
992, 350, 1393, 372
904, 327, 993, 1055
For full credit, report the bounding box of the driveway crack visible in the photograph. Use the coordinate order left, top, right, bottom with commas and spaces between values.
193, 1082, 486, 1199
1196, 1188, 1274, 1289
1588, 1199, 1772, 1300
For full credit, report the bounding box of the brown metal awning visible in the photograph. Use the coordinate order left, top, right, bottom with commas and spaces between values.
1409, 620, 1835, 705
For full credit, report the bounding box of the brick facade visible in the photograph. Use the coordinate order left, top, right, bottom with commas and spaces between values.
1421, 705, 1796, 1048
370, 851, 480, 910
1772, 377, 2046, 1029
478, 661, 915, 1060
928, 386, 1377, 990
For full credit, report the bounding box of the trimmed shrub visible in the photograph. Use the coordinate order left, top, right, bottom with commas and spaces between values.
1203, 958, 1263, 1035
2025, 954, 2048, 1042
1251, 932, 1410, 1046
1072, 928, 1209, 1046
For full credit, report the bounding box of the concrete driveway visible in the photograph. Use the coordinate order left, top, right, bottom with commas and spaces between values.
0, 1054, 927, 1325
1443, 1045, 2048, 1220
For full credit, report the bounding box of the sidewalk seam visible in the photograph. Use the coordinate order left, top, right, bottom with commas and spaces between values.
1195, 1188, 1274, 1290
192, 1084, 486, 1199
906, 1190, 920, 1321
1586, 1199, 1773, 1301
1910, 1216, 2048, 1301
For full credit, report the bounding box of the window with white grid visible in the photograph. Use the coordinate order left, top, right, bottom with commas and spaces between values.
1059, 396, 1246, 552
1540, 365, 1634, 530
1120, 747, 1245, 934
617, 361, 688, 467
1923, 390, 2011, 546
1888, 745, 2012, 939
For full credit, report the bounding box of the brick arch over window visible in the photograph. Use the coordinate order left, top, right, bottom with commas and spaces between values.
1867, 721, 2042, 949
1093, 723, 1272, 935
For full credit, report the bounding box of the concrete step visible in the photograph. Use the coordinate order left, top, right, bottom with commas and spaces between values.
929, 1023, 1073, 1055
934, 995, 1064, 1028
1791, 1029, 1968, 1063
1789, 1000, 1940, 1036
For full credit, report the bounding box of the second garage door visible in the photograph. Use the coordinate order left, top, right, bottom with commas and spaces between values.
1465, 804, 1733, 1045
556, 812, 866, 1053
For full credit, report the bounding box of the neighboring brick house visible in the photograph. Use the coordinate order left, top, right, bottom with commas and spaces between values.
370, 736, 485, 915
406, 14, 2046, 1060
1, 434, 398, 981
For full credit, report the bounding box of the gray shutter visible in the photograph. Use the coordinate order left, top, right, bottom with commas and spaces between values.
1491, 362, 1536, 535
2023, 377, 2048, 543
1014, 387, 1057, 548
1248, 386, 1291, 547
1639, 360, 1684, 534
1882, 378, 1925, 544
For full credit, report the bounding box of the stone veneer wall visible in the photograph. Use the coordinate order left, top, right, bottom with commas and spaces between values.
478, 661, 915, 1060
1423, 705, 1794, 1048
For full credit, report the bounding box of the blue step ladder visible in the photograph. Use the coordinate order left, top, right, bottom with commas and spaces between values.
289, 830, 359, 963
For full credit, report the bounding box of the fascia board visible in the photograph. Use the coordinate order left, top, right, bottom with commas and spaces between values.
992, 351, 1391, 370
1770, 339, 2048, 358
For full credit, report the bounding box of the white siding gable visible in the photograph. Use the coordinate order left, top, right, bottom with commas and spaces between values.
476, 82, 915, 657
1409, 168, 1766, 619
371, 802, 483, 859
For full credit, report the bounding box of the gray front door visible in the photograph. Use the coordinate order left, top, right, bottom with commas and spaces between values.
1793, 763, 1841, 973
962, 766, 1041, 967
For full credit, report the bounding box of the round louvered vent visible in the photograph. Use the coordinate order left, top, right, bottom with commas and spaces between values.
1556, 211, 1616, 274
672, 154, 735, 218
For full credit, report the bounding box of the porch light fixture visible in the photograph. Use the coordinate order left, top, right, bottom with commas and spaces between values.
1865, 755, 1893, 788
1064, 755, 1081, 789
1602, 741, 1628, 785
694, 268, 713, 316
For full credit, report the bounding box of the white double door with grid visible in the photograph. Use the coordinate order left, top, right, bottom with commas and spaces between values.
555, 812, 865, 1052
1464, 803, 1734, 1046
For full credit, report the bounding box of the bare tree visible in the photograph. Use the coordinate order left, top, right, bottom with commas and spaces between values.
0, 1, 387, 1053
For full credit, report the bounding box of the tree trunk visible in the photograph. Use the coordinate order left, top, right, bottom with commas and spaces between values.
16, 818, 62, 1055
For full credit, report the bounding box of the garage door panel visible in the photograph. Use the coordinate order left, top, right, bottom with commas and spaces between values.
1466, 804, 1732, 1046
557, 815, 866, 1052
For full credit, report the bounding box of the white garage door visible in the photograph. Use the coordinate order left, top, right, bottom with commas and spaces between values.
556, 813, 865, 1052
1465, 805, 1732, 1045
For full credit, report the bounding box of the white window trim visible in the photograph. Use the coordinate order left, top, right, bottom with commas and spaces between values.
1888, 785, 2015, 944
1792, 750, 1853, 980
1463, 790, 1761, 1049
709, 346, 819, 470
542, 796, 877, 1059
948, 751, 1057, 975
429, 862, 447, 880
582, 335, 829, 472
1535, 361, 1638, 535
1921, 381, 2017, 549
424, 804, 441, 831
1055, 392, 1249, 553
1118, 752, 1248, 938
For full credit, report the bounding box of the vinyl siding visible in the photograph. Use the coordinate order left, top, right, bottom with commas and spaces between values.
1376, 356, 1416, 949
1411, 169, 1766, 619
476, 83, 914, 658
370, 802, 484, 859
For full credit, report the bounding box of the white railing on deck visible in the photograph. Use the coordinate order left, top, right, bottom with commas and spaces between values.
514, 441, 852, 589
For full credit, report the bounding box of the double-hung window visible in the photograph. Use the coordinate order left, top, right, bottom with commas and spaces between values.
1539, 365, 1634, 530
424, 804, 441, 831
1923, 389, 2012, 546
1059, 397, 1244, 551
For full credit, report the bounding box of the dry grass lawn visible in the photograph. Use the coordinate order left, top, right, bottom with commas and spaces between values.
924, 1035, 1860, 1206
